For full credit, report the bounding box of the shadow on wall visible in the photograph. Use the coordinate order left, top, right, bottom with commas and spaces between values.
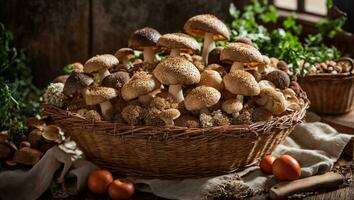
0, 0, 247, 86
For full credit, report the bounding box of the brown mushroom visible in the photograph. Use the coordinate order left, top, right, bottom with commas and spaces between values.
157, 33, 200, 56
28, 129, 43, 148
128, 27, 161, 63
159, 108, 181, 126
175, 115, 200, 128
84, 54, 119, 82
101, 71, 130, 91
184, 14, 230, 64
14, 147, 43, 165
25, 117, 46, 130
0, 141, 17, 159
63, 71, 94, 97
205, 63, 227, 77
254, 88, 287, 115
222, 98, 243, 117
235, 37, 253, 46
114, 48, 134, 69
184, 86, 221, 114
42, 125, 63, 144
153, 56, 200, 103
277, 60, 288, 73
84, 110, 103, 121
198, 69, 224, 91
207, 47, 224, 65
264, 70, 290, 90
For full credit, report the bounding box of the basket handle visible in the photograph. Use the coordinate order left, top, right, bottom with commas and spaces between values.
336, 57, 354, 75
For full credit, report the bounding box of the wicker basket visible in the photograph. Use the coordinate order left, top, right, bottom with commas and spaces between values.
298, 57, 354, 114
42, 91, 308, 179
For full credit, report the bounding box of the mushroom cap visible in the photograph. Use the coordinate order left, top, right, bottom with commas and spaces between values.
114, 48, 134, 60
83, 86, 119, 105
205, 63, 227, 77
184, 14, 230, 40
207, 47, 223, 65
28, 129, 42, 148
264, 70, 290, 90
63, 71, 94, 96
235, 37, 253, 46
84, 54, 119, 73
277, 60, 288, 72
255, 88, 287, 115
222, 98, 243, 114
258, 80, 276, 90
101, 71, 130, 89
160, 108, 181, 121
157, 33, 200, 53
53, 75, 69, 84
198, 69, 223, 91
184, 86, 221, 111
42, 125, 62, 143
14, 147, 43, 165
121, 71, 161, 101
84, 110, 102, 121
220, 42, 263, 64
223, 70, 260, 96
153, 56, 200, 85
262, 55, 271, 65
128, 27, 161, 50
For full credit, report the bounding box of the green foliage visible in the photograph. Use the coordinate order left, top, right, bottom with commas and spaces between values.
227, 0, 345, 77
0, 23, 41, 131
327, 0, 334, 8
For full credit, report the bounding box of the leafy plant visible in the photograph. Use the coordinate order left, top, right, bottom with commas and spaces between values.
0, 23, 42, 132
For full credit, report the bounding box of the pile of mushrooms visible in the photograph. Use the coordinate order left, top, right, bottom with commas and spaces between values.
45, 14, 304, 128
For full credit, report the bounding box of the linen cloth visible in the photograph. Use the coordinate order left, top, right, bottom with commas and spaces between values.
133, 122, 353, 200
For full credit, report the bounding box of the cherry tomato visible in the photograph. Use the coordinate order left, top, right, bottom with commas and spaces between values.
259, 154, 275, 174
108, 179, 135, 200
88, 169, 113, 194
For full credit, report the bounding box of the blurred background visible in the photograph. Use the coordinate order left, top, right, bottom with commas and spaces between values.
0, 0, 353, 86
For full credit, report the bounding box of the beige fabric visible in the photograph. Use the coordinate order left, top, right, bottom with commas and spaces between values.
134, 122, 353, 200
0, 147, 98, 200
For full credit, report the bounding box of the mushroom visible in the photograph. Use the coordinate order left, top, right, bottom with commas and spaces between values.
101, 71, 130, 92
221, 42, 263, 72
257, 55, 272, 74
84, 110, 103, 121
128, 27, 161, 63
70, 62, 84, 72
153, 56, 200, 103
223, 70, 260, 105
184, 14, 230, 64
245, 69, 261, 82
211, 110, 231, 126
184, 86, 221, 114
52, 75, 69, 84
114, 48, 134, 69
282, 88, 301, 111
254, 88, 287, 115
157, 33, 200, 56
264, 70, 290, 90
207, 47, 223, 65
0, 141, 17, 159
122, 105, 146, 125
175, 115, 200, 128
258, 80, 276, 90
121, 71, 161, 104
25, 117, 46, 130
138, 88, 161, 106
84, 54, 119, 82
159, 108, 181, 126
205, 64, 227, 77
63, 71, 94, 97
42, 125, 63, 144
43, 83, 66, 107
277, 60, 288, 73
28, 129, 43, 148
290, 81, 301, 95
252, 107, 273, 122
13, 147, 43, 165
222, 98, 243, 118
198, 69, 224, 91
83, 86, 119, 120
235, 37, 253, 46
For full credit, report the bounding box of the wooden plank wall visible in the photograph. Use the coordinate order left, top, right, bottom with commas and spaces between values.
0, 0, 246, 86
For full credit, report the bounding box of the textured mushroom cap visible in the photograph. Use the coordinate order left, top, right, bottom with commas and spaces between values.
157, 33, 200, 53
262, 55, 271, 65
198, 69, 223, 90
223, 70, 260, 96
84, 54, 119, 73
277, 60, 288, 72
222, 98, 243, 114
235, 37, 253, 46
184, 86, 221, 111
101, 71, 130, 89
184, 14, 230, 40
259, 80, 276, 90
121, 71, 161, 101
63, 72, 93, 96
220, 42, 263, 64
128, 27, 161, 50
265, 70, 290, 90
205, 63, 227, 76
114, 48, 134, 60
14, 147, 43, 165
255, 88, 287, 115
83, 86, 119, 105
153, 56, 200, 85
160, 108, 181, 120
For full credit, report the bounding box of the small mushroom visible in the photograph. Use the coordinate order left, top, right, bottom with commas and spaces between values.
175, 115, 200, 128
52, 75, 69, 84
258, 80, 276, 90
245, 69, 261, 82
14, 147, 43, 165
0, 141, 17, 159
205, 64, 227, 77
84, 54, 119, 82
122, 105, 146, 125
184, 14, 230, 64
83, 86, 119, 120
84, 110, 103, 121
101, 71, 130, 91
128, 27, 161, 63
198, 69, 224, 91
235, 37, 253, 46
282, 88, 301, 111
222, 98, 243, 118
114, 48, 134, 69
264, 70, 290, 90
207, 47, 224, 65
184, 86, 221, 114
138, 88, 161, 106
42, 125, 63, 144
28, 129, 43, 148
153, 56, 200, 103
63, 71, 94, 97
121, 71, 160, 103
277, 60, 288, 73
254, 88, 287, 115
157, 33, 200, 56
70, 62, 84, 72
159, 108, 181, 126
43, 83, 66, 107
221, 42, 263, 71
290, 81, 301, 95
257, 55, 272, 74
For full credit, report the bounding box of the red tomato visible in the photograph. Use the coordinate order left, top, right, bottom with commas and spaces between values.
273, 155, 301, 181
108, 179, 135, 200
88, 169, 113, 194
259, 154, 275, 174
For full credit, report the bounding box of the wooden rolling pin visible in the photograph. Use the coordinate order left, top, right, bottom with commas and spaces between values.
269, 172, 344, 199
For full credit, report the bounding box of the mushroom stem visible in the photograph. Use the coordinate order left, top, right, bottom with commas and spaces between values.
99, 101, 114, 120
143, 47, 155, 63
98, 69, 111, 82
202, 32, 215, 65
169, 85, 184, 103
236, 95, 244, 104
170, 49, 181, 56
230, 62, 244, 72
